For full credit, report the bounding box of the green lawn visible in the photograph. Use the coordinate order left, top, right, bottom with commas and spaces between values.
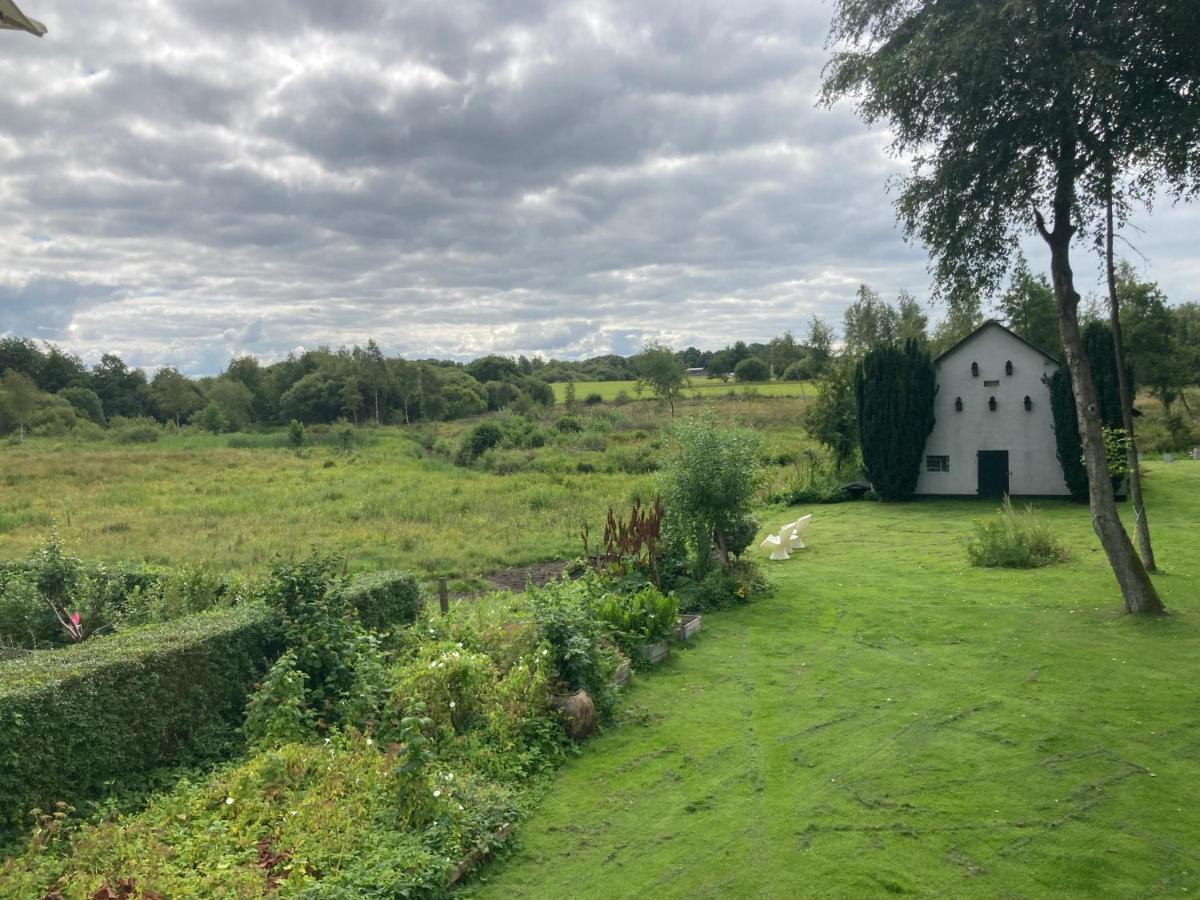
467, 463, 1200, 899
555, 379, 816, 403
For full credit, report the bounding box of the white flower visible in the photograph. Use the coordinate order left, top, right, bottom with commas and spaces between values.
433, 789, 442, 798
458, 804, 465, 811
366, 737, 373, 746
445, 772, 454, 781
449, 701, 456, 709
541, 649, 549, 656
225, 797, 234, 806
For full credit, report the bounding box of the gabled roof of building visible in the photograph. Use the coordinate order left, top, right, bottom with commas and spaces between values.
933, 319, 1060, 366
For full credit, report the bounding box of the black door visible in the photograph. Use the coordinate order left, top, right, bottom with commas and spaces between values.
977, 450, 1010, 498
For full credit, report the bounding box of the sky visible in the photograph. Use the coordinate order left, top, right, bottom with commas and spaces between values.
1, 1, 1197, 375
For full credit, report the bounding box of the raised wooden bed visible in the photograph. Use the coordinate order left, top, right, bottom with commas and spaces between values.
676, 613, 702, 642
611, 657, 632, 687
638, 639, 670, 666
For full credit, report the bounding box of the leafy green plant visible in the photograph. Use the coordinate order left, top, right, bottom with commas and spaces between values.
659, 411, 763, 572
597, 585, 677, 656
966, 498, 1069, 569
243, 648, 315, 748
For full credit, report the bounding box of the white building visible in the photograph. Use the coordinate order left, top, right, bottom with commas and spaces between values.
915, 321, 1069, 498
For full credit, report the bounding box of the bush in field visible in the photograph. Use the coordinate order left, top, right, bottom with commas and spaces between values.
457, 421, 503, 465
555, 414, 583, 433
733, 357, 770, 383
966, 498, 1069, 569
659, 411, 763, 572
340, 570, 422, 633
287, 418, 306, 448
110, 418, 161, 444
583, 392, 604, 406
194, 402, 229, 434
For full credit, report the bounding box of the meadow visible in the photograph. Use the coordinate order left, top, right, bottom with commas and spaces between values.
467, 462, 1200, 898
0, 395, 814, 592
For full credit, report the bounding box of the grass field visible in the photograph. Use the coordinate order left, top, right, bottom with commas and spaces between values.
467, 462, 1200, 899
0, 395, 814, 590
554, 379, 816, 403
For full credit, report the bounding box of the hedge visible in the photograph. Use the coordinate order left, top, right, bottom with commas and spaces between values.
340, 570, 423, 632
0, 603, 280, 841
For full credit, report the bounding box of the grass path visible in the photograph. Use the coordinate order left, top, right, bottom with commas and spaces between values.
467, 464, 1200, 898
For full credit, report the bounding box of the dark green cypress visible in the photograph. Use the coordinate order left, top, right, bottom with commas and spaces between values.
855, 339, 937, 500
1048, 321, 1127, 501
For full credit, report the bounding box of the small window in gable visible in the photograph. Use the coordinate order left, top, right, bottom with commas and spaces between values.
955, 397, 963, 412
971, 361, 979, 377
1006, 360, 1014, 376
988, 396, 998, 411
984, 379, 1000, 387
926, 455, 950, 473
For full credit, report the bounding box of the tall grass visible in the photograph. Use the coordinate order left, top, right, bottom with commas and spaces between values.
966, 496, 1069, 568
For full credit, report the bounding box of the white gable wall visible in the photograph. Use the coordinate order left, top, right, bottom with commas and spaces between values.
916, 324, 1069, 496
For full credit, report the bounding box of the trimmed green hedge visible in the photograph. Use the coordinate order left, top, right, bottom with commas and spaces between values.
341, 571, 423, 632
0, 604, 280, 840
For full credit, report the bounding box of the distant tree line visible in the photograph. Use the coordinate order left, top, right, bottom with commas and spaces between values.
1, 259, 1194, 438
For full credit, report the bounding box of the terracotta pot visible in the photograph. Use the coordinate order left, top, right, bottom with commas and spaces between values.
550, 688, 596, 740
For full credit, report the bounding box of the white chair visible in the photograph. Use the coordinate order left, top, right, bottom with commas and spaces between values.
783, 514, 812, 549
760, 534, 791, 561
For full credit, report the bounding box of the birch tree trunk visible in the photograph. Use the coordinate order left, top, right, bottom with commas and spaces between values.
1037, 151, 1164, 614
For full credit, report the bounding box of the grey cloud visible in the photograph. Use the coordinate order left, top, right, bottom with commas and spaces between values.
0, 0, 1193, 374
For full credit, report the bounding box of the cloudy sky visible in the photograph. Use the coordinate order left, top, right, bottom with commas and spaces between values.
1, 1, 1197, 374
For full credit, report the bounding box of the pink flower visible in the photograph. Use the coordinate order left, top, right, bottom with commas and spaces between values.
70, 612, 81, 627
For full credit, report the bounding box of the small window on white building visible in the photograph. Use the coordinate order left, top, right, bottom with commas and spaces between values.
926, 455, 950, 472
984, 379, 1000, 387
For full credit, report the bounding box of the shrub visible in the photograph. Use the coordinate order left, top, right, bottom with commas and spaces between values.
287, 418, 306, 448
555, 415, 583, 433
658, 411, 763, 572
583, 392, 604, 406
613, 390, 631, 406
341, 570, 423, 633
526, 576, 617, 716
194, 402, 229, 434
966, 498, 1069, 569
0, 603, 280, 840
672, 559, 771, 613
261, 556, 363, 726
457, 421, 503, 465
111, 422, 160, 444
724, 515, 759, 559
733, 357, 770, 383
243, 648, 314, 748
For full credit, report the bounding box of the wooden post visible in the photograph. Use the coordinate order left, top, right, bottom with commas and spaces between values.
438, 578, 449, 615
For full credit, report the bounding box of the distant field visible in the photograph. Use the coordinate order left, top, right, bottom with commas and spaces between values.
553, 378, 816, 403
0, 395, 814, 591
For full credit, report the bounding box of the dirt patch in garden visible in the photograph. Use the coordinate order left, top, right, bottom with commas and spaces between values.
485, 560, 577, 592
